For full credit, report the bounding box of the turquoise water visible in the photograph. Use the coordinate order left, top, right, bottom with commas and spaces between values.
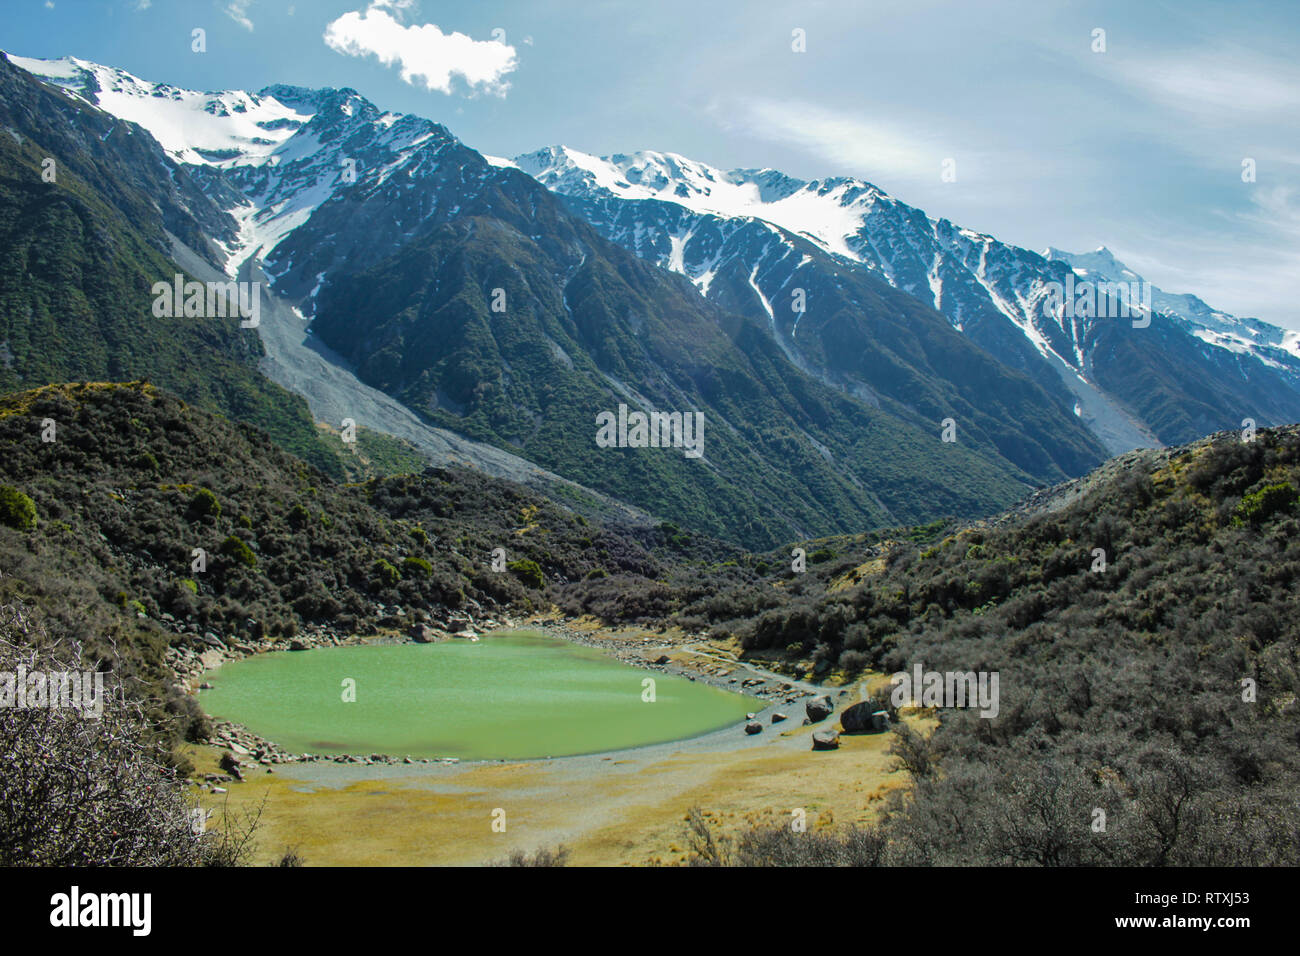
200, 630, 753, 760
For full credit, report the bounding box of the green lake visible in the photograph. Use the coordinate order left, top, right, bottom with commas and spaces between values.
199, 630, 754, 760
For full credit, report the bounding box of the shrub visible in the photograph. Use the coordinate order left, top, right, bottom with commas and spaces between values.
838, 648, 870, 672
286, 503, 310, 528
402, 556, 432, 576
188, 487, 222, 520
133, 452, 160, 473
507, 558, 545, 589
0, 601, 245, 865
0, 486, 36, 531
492, 845, 569, 867
371, 558, 400, 589
1233, 482, 1298, 526
219, 535, 257, 569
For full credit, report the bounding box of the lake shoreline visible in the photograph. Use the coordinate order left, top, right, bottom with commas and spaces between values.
191, 620, 826, 777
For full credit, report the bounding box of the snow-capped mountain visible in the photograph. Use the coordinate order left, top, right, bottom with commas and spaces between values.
512, 146, 1300, 451
5, 55, 479, 294
7, 50, 1295, 544
1044, 246, 1300, 368
9, 51, 1104, 548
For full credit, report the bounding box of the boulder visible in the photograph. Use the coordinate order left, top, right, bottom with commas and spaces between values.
840, 700, 891, 734
289, 639, 309, 651
218, 753, 244, 781
745, 721, 763, 735
805, 694, 835, 722
771, 712, 788, 723
653, 654, 670, 665
409, 624, 444, 643
811, 730, 840, 751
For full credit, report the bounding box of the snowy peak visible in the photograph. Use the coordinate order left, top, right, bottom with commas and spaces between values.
1045, 246, 1140, 283
1045, 246, 1300, 362
515, 145, 895, 261
520, 140, 1298, 378
6, 53, 310, 166
513, 146, 766, 209
5, 53, 472, 275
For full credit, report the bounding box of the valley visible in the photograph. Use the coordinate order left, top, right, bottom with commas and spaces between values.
0, 27, 1297, 875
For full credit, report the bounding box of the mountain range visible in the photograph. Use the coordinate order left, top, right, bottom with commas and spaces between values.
510, 146, 1300, 452
3, 52, 1297, 547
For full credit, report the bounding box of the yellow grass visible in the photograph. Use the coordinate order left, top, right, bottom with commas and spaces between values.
189, 693, 932, 867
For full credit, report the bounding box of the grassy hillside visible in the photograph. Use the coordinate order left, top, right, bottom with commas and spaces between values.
2, 380, 1296, 864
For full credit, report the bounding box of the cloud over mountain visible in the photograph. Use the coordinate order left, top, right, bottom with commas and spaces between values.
323, 2, 518, 96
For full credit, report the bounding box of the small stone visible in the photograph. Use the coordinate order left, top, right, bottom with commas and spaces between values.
811, 730, 840, 751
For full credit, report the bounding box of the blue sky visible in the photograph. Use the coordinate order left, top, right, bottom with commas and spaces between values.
3, 0, 1298, 328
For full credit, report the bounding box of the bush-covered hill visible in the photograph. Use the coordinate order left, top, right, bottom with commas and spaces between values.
0, 382, 684, 754
4, 379, 1296, 864
599, 425, 1300, 864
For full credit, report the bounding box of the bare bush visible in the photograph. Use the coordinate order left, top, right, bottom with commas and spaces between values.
0, 601, 252, 866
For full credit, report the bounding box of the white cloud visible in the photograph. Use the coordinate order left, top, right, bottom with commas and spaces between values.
1108, 53, 1300, 118
324, 3, 518, 96
714, 96, 983, 186
225, 1, 254, 32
